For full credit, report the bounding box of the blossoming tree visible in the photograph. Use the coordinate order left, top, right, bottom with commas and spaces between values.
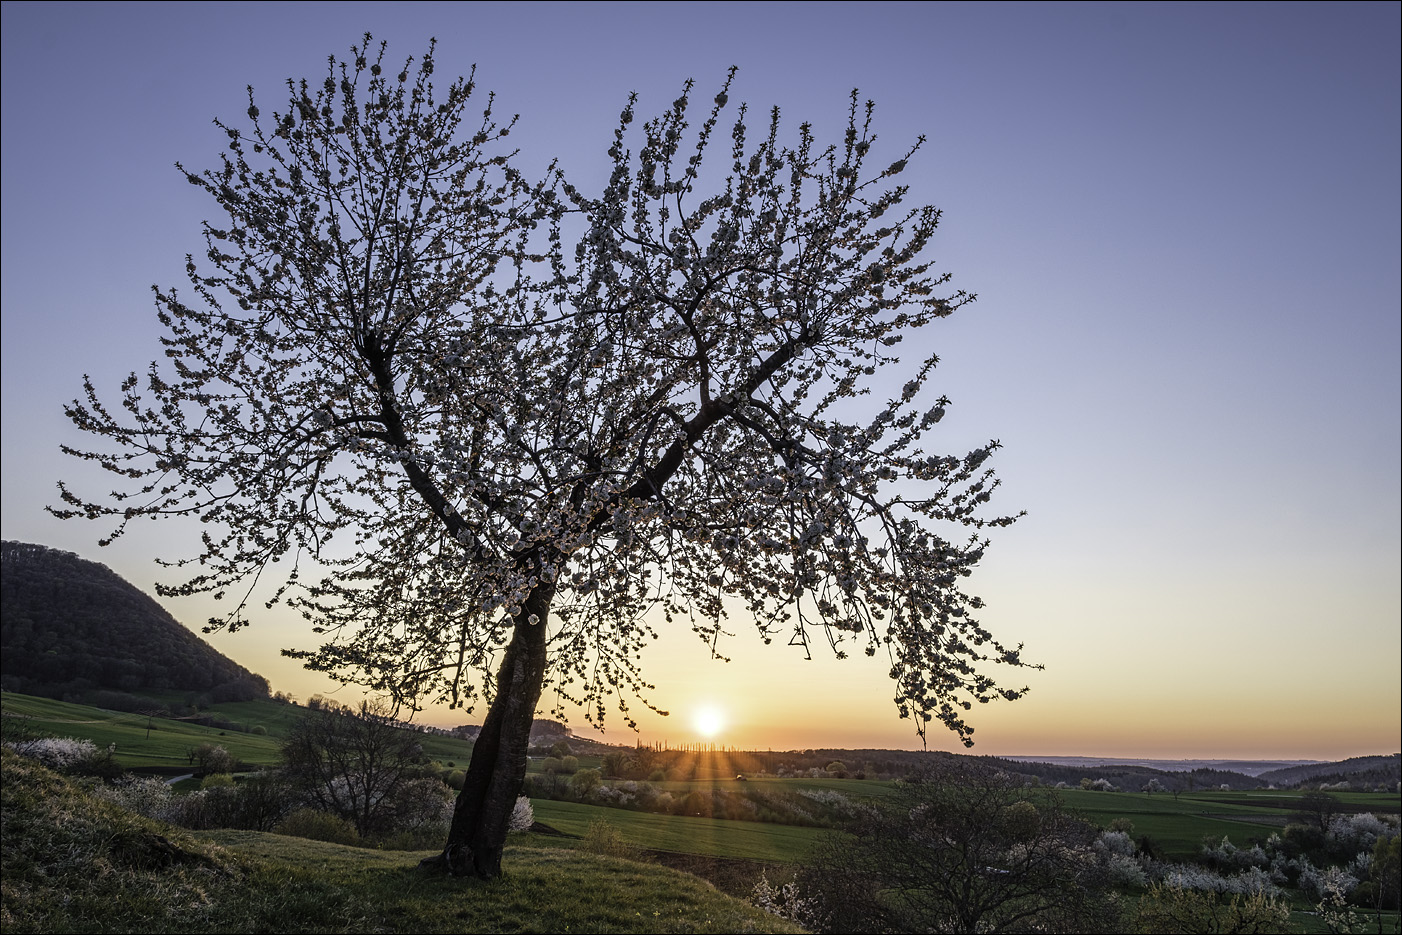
55, 36, 1031, 878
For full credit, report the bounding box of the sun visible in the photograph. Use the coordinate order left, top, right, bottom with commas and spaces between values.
693, 704, 725, 739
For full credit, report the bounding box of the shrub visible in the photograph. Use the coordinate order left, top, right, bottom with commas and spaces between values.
541, 756, 563, 774
798, 761, 1113, 934
192, 742, 236, 775
1134, 884, 1290, 934
582, 818, 641, 860
6, 736, 97, 771
508, 795, 534, 832
274, 808, 360, 846
90, 775, 175, 822
561, 755, 579, 774
200, 772, 235, 790
569, 767, 602, 796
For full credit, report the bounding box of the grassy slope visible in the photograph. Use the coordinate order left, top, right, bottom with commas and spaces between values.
0, 692, 475, 770
0, 749, 801, 934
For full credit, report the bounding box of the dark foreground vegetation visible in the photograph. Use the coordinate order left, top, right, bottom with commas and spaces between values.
0, 748, 801, 934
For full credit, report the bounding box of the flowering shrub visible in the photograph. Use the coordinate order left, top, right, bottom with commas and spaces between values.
1327, 812, 1397, 852
91, 774, 176, 822
1156, 862, 1279, 897
508, 795, 533, 832
751, 871, 822, 929
1297, 862, 1359, 902
5, 736, 97, 770
1200, 835, 1269, 872
1134, 884, 1290, 933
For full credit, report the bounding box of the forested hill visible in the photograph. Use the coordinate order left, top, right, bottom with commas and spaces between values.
0, 541, 269, 703
1257, 754, 1401, 789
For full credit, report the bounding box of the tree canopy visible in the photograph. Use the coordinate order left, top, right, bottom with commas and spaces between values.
56, 35, 1028, 742
55, 35, 1030, 875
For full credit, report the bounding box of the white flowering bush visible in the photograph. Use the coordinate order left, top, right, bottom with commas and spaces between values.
1298, 862, 1359, 902
5, 736, 97, 771
1328, 812, 1396, 851
1201, 835, 1269, 872
1106, 853, 1148, 888
507, 795, 533, 832
91, 775, 176, 822
751, 871, 822, 930
1097, 829, 1137, 858
1157, 862, 1279, 897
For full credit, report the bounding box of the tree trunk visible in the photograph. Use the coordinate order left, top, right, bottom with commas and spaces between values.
422, 579, 555, 878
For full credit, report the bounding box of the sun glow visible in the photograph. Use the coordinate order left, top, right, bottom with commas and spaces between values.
693, 704, 725, 739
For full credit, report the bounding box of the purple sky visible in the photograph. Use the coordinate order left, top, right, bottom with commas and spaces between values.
2, 2, 1398, 757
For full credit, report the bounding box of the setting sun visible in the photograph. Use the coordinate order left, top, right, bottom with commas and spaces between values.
693, 704, 725, 739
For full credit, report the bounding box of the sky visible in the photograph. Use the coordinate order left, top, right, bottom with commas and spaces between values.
2, 1, 1398, 761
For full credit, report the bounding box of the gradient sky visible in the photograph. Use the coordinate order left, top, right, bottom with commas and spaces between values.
3, 2, 1398, 760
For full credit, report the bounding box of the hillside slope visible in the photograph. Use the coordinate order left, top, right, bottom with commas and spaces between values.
0, 541, 268, 703
0, 748, 801, 934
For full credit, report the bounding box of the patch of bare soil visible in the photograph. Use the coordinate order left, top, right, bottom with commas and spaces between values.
641, 849, 795, 899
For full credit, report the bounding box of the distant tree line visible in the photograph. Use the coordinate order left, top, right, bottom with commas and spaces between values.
0, 541, 269, 703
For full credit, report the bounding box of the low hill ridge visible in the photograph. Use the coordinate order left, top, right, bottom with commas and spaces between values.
0, 540, 268, 703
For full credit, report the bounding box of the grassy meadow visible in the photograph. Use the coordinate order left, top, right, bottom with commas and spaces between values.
0, 692, 475, 771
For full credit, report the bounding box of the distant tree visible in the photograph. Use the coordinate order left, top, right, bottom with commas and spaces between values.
280, 698, 425, 838
600, 750, 630, 778
54, 35, 1028, 877
798, 759, 1113, 933
569, 768, 602, 796
1294, 791, 1342, 832
192, 742, 236, 776
1367, 833, 1401, 912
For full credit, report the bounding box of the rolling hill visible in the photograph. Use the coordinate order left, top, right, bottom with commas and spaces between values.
0, 540, 268, 704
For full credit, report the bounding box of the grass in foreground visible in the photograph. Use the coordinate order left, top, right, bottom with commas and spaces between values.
0, 749, 802, 934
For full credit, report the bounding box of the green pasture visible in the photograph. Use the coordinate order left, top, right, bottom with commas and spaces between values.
1058, 788, 1401, 861
1196, 789, 1401, 813
644, 774, 899, 799
0, 692, 474, 772
1, 692, 283, 769
531, 798, 831, 863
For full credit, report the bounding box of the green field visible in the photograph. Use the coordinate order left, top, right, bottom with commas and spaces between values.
1, 692, 285, 768
0, 692, 474, 772
1058, 787, 1401, 861
532, 799, 831, 863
